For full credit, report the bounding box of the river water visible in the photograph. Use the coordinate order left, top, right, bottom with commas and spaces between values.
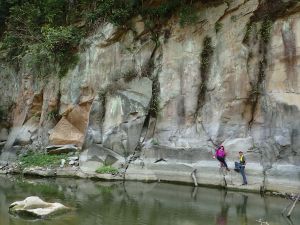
0, 175, 299, 225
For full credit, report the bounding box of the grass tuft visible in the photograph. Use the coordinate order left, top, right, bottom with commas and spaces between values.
19, 152, 67, 168
96, 165, 118, 174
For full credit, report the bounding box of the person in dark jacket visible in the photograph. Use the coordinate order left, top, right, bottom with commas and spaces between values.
234, 151, 247, 185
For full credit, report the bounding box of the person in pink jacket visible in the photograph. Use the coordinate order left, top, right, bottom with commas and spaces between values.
213, 145, 230, 171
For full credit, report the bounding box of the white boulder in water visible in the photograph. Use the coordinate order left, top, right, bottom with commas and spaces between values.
9, 196, 69, 218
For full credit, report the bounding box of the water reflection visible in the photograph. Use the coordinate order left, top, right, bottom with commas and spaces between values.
236, 195, 248, 225
216, 191, 229, 225
214, 191, 249, 225
0, 175, 299, 225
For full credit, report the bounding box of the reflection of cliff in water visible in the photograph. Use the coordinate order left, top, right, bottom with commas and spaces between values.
216, 191, 230, 225
236, 195, 248, 225
214, 191, 248, 225
0, 176, 299, 225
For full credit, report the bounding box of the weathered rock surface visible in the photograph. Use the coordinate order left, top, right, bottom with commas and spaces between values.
46, 144, 79, 155
0, 128, 8, 142
102, 77, 152, 157
23, 167, 57, 177
9, 196, 69, 218
0, 0, 299, 193
49, 100, 93, 147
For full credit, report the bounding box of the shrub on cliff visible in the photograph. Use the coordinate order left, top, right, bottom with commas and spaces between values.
0, 0, 200, 76
1, 0, 82, 76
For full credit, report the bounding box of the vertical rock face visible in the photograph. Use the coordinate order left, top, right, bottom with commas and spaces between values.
0, 0, 299, 192
102, 77, 152, 157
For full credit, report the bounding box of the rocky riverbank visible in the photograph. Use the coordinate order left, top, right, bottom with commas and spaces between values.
0, 147, 298, 196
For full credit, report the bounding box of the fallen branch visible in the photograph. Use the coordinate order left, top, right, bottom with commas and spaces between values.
191, 169, 198, 187
287, 195, 299, 217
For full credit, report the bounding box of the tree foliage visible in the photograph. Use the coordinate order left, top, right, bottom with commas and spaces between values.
0, 0, 82, 76
0, 0, 200, 77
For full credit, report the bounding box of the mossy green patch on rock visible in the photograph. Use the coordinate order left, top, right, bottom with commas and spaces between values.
215, 21, 223, 33
260, 19, 273, 43
96, 165, 118, 174
19, 153, 68, 169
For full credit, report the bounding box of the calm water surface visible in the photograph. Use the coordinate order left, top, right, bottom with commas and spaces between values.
0, 175, 299, 225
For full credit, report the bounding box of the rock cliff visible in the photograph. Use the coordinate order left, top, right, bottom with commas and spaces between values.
0, 0, 299, 193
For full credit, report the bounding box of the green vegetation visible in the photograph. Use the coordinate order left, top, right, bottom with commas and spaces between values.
260, 19, 273, 43
17, 180, 62, 196
122, 69, 138, 83
142, 0, 182, 25
0, 0, 200, 77
151, 138, 159, 146
149, 76, 160, 117
141, 58, 155, 78
0, 0, 82, 76
231, 15, 237, 22
96, 165, 118, 174
201, 37, 214, 71
100, 185, 114, 194
197, 36, 214, 113
47, 109, 59, 120
215, 21, 223, 33
243, 22, 254, 44
85, 0, 137, 26
179, 5, 198, 27
19, 152, 67, 168
106, 81, 126, 95
98, 89, 106, 100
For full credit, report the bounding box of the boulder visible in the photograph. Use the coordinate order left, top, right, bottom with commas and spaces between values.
49, 101, 92, 147
9, 196, 69, 218
48, 117, 84, 147
23, 167, 56, 177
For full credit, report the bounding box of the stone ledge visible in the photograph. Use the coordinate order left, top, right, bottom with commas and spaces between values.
2, 161, 299, 195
